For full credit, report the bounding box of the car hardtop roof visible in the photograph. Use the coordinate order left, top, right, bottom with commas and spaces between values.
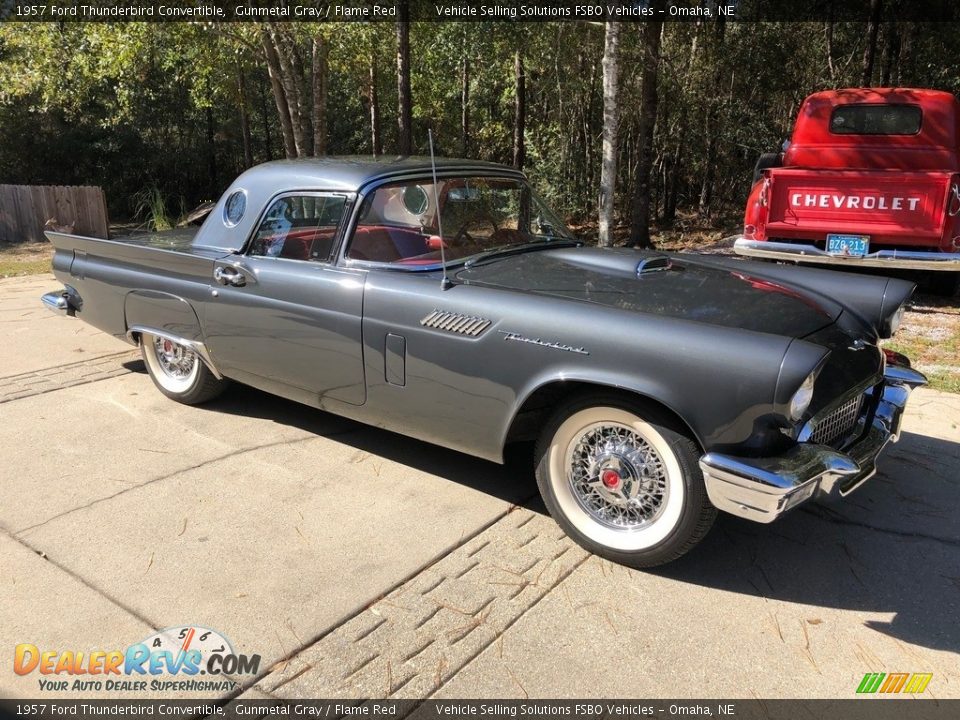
234, 155, 525, 193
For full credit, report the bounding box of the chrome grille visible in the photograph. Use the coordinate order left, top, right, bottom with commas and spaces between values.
420, 310, 491, 337
808, 395, 863, 446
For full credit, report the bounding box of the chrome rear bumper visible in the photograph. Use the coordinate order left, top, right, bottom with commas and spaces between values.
41, 291, 76, 316
733, 237, 960, 270
699, 363, 927, 523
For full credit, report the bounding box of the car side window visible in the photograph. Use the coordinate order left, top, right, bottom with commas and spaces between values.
248, 194, 347, 262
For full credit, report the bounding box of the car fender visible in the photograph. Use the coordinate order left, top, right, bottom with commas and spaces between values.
123, 290, 221, 378
501, 364, 707, 457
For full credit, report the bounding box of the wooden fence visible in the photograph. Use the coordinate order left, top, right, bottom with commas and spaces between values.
0, 184, 109, 243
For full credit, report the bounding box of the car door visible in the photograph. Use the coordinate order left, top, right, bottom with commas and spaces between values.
203, 192, 367, 406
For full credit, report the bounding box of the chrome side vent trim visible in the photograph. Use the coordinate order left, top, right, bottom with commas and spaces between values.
420, 310, 491, 337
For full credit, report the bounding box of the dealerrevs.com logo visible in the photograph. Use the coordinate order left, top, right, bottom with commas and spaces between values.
14, 626, 261, 693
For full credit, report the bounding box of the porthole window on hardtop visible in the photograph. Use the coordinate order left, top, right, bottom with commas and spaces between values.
248, 194, 347, 262
223, 190, 247, 226
829, 104, 922, 135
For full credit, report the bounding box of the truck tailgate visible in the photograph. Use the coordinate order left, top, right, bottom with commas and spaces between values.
765, 168, 953, 246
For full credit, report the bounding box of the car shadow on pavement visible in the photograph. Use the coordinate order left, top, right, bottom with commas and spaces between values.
656, 430, 960, 655
138, 374, 542, 508
120, 362, 958, 654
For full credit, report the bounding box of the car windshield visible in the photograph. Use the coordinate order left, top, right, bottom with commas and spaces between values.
346, 176, 576, 266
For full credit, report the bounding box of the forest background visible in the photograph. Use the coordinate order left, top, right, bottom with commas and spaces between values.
1, 12, 956, 246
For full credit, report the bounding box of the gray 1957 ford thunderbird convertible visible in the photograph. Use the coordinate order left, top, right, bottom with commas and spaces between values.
43, 157, 927, 567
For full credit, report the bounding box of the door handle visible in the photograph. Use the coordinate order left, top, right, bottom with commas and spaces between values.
214, 266, 247, 287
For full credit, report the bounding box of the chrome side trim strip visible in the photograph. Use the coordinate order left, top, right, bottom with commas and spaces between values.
125, 325, 223, 380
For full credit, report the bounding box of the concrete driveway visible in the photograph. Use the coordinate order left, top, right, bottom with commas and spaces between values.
2, 273, 958, 700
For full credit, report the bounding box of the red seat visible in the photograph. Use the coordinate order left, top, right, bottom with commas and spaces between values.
348, 226, 428, 262
276, 228, 337, 260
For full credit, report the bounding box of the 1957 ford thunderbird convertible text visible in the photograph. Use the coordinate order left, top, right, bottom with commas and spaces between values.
43, 157, 927, 567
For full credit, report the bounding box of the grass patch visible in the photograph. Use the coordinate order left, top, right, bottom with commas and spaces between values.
882, 295, 960, 394
0, 242, 53, 278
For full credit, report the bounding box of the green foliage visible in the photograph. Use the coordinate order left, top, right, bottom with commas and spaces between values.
0, 21, 958, 227
131, 184, 174, 231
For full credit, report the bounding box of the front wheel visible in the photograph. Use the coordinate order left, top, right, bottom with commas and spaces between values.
140, 332, 228, 404
535, 394, 716, 568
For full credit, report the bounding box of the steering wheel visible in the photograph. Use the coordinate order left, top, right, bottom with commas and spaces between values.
451, 224, 477, 247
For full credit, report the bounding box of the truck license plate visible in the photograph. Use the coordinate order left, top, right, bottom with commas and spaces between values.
826, 234, 870, 257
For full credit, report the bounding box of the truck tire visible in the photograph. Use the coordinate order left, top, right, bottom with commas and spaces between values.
752, 152, 783, 184
534, 393, 716, 568
140, 332, 228, 404
927, 272, 959, 298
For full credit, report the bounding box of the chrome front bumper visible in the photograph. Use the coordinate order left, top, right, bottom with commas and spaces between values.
699, 364, 927, 523
733, 237, 960, 270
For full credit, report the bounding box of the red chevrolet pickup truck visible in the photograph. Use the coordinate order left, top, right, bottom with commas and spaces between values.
735, 88, 960, 295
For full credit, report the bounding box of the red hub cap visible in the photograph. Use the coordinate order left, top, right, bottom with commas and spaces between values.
601, 469, 621, 489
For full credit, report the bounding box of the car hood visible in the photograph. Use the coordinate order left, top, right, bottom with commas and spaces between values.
455, 246, 842, 338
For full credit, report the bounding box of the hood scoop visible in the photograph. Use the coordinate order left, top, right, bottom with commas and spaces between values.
636, 256, 673, 276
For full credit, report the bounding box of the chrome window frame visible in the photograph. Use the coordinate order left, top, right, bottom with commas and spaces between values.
242, 190, 353, 265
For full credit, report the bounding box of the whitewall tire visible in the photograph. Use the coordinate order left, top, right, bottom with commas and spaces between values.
140, 332, 227, 405
535, 394, 716, 567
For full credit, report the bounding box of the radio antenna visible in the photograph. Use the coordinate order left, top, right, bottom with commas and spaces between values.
428, 129, 452, 290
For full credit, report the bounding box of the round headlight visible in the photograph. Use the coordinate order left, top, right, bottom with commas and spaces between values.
888, 303, 906, 336
789, 372, 816, 422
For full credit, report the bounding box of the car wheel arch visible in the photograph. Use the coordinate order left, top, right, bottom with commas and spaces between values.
123, 290, 205, 341
501, 377, 704, 460
123, 290, 222, 378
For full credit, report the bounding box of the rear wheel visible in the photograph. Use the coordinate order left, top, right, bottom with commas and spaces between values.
140, 332, 227, 404
534, 394, 716, 568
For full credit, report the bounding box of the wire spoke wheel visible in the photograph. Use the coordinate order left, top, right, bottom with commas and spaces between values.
535, 397, 716, 567
153, 336, 198, 382
568, 422, 669, 531
139, 331, 226, 404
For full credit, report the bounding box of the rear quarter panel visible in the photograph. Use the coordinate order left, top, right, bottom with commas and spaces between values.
47, 232, 219, 342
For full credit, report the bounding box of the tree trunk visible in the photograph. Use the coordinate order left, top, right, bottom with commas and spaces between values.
269, 27, 307, 157
258, 74, 274, 161
369, 53, 382, 157
629, 19, 663, 248
261, 29, 297, 159
461, 55, 470, 156
824, 21, 835, 80
698, 18, 725, 219
312, 35, 329, 156
396, 3, 413, 155
512, 50, 526, 170
598, 22, 620, 248
289, 38, 312, 154
237, 69, 254, 168
206, 107, 217, 190
880, 21, 897, 86
860, 0, 883, 87
896, 22, 913, 86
